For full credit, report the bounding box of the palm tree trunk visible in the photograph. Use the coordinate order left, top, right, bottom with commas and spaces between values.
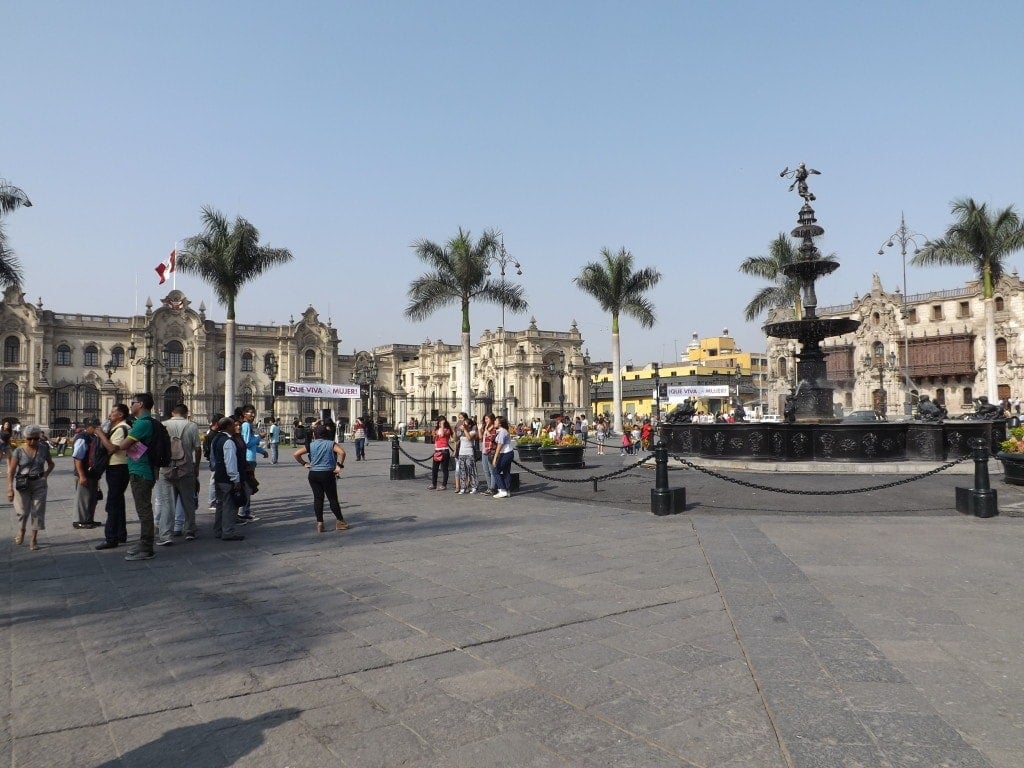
224, 300, 236, 415
460, 330, 472, 415
611, 330, 623, 436
985, 297, 997, 402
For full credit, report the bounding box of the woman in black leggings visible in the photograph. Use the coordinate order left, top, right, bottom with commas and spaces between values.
293, 424, 348, 533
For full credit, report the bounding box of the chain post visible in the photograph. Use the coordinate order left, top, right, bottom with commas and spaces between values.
389, 435, 416, 480
955, 437, 998, 517
650, 441, 685, 515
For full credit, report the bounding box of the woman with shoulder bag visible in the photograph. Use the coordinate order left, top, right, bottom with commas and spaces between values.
7, 424, 55, 551
428, 417, 453, 491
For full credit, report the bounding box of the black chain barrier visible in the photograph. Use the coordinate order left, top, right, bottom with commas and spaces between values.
668, 451, 973, 495
511, 454, 653, 484
395, 441, 439, 469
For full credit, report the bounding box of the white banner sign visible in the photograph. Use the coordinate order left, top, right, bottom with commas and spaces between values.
284, 382, 361, 398
665, 384, 730, 402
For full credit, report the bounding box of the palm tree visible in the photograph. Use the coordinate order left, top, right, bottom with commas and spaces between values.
0, 179, 32, 290
913, 198, 1024, 402
739, 233, 836, 322
178, 206, 293, 413
406, 228, 527, 414
574, 247, 661, 436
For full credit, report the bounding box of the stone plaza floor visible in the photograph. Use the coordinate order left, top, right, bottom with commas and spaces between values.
3, 439, 1022, 767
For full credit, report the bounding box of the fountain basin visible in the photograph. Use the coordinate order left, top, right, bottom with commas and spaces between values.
763, 317, 860, 341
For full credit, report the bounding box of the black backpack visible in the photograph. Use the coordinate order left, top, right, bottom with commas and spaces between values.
85, 433, 110, 479
145, 418, 172, 468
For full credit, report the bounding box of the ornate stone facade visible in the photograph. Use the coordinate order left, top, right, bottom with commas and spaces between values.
764, 272, 1024, 417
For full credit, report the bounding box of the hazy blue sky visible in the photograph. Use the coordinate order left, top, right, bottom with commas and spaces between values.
6, 1, 1023, 366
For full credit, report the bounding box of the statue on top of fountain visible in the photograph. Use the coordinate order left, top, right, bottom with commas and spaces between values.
665, 398, 697, 424
972, 396, 1003, 421
780, 163, 821, 203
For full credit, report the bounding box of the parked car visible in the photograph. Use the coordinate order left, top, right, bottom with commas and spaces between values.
841, 410, 886, 423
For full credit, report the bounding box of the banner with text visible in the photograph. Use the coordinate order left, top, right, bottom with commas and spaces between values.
665, 384, 730, 403
284, 382, 361, 399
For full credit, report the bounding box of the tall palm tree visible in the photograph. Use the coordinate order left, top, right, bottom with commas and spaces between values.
574, 247, 661, 436
0, 179, 32, 290
913, 198, 1024, 402
178, 206, 293, 413
739, 233, 836, 322
406, 228, 527, 415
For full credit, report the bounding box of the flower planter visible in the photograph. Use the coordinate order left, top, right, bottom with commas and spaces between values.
996, 452, 1024, 485
516, 443, 542, 462
539, 445, 586, 470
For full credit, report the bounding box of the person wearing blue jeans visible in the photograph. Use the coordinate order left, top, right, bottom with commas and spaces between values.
491, 416, 515, 499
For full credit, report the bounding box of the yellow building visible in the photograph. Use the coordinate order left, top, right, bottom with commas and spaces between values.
591, 330, 769, 420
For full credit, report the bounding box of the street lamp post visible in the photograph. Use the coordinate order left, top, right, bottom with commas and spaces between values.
862, 349, 899, 416
350, 353, 379, 432
546, 351, 573, 418
486, 237, 522, 418
264, 353, 279, 419
127, 329, 161, 394
878, 213, 925, 415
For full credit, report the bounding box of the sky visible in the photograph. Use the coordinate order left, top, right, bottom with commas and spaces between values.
5, 1, 1023, 367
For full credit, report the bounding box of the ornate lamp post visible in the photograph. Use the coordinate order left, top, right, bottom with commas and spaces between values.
546, 351, 573, 417
38, 357, 49, 384
862, 349, 899, 416
127, 329, 161, 393
486, 237, 522, 418
264, 352, 279, 419
878, 213, 925, 415
350, 353, 379, 427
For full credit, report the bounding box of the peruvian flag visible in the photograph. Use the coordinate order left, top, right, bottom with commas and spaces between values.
156, 249, 176, 285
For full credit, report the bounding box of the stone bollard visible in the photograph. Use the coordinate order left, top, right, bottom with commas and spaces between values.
389, 435, 416, 481
650, 442, 686, 515
955, 437, 998, 518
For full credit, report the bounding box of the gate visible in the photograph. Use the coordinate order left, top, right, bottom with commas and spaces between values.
50, 382, 102, 438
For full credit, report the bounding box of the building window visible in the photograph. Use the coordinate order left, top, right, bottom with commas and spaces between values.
56, 344, 72, 366
907, 307, 918, 323
2, 383, 17, 411
935, 388, 945, 406
996, 296, 1005, 311
932, 304, 943, 320
958, 301, 971, 318
164, 340, 184, 369
962, 387, 973, 406
217, 351, 226, 371
111, 346, 125, 368
3, 336, 19, 365
84, 344, 99, 367
241, 352, 254, 372
996, 338, 1008, 363
241, 387, 253, 405
304, 350, 316, 375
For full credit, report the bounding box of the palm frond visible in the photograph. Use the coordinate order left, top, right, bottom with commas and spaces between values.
0, 180, 32, 215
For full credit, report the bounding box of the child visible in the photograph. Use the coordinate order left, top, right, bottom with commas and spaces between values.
621, 430, 632, 456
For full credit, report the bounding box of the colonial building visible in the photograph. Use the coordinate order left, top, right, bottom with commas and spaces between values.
764, 271, 1024, 417
0, 288, 590, 434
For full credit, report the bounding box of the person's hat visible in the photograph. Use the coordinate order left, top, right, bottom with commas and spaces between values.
84, 417, 102, 427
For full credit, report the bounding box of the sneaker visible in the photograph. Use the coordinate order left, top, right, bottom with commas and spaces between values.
172, 530, 184, 537
426, 485, 437, 490
493, 490, 509, 499
185, 533, 196, 541
469, 487, 478, 494
208, 505, 218, 511
438, 485, 447, 491
156, 538, 173, 547
124, 549, 155, 561
95, 541, 118, 550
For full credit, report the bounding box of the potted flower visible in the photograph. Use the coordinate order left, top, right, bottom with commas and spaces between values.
997, 427, 1024, 484
539, 434, 586, 470
515, 434, 543, 462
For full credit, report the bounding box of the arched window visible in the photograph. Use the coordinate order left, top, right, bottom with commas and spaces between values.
111, 346, 125, 368
2, 383, 17, 411
3, 336, 19, 365
241, 351, 254, 372
84, 344, 99, 367
996, 296, 1005, 311
241, 387, 253, 404
56, 344, 72, 366
164, 340, 184, 369
962, 387, 973, 406
162, 386, 182, 418
935, 388, 945, 406
777, 357, 787, 380
996, 337, 1008, 363
304, 350, 316, 375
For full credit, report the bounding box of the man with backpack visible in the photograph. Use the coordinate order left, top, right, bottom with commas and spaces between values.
71, 417, 104, 529
154, 403, 202, 545
95, 392, 167, 561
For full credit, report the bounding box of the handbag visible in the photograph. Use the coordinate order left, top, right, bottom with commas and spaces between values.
15, 474, 29, 491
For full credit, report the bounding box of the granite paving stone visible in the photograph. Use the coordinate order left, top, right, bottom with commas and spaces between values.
4, 445, 1020, 766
